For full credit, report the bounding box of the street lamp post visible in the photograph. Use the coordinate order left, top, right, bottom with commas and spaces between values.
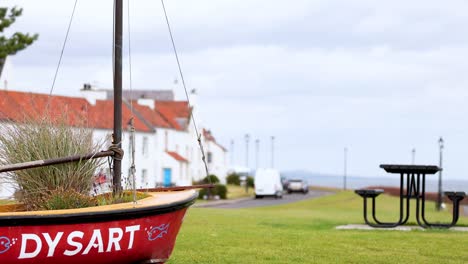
271, 136, 275, 169
412, 148, 416, 165
255, 139, 260, 169
244, 134, 250, 193
437, 137, 444, 211
344, 147, 348, 190
230, 139, 234, 166
245, 134, 250, 168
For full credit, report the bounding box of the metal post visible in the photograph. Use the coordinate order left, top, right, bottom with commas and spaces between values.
244, 134, 250, 193
437, 137, 444, 211
113, 0, 123, 194
271, 136, 275, 169
255, 139, 260, 169
412, 148, 416, 165
344, 147, 348, 190
230, 139, 234, 165
245, 134, 250, 168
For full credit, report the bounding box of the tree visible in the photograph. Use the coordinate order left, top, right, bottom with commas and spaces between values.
0, 7, 38, 77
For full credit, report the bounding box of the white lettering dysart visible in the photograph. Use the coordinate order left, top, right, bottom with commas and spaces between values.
19, 234, 41, 259
43, 232, 63, 257
125, 225, 140, 249
82, 229, 104, 255
107, 228, 123, 252
17, 225, 140, 259
64, 231, 84, 256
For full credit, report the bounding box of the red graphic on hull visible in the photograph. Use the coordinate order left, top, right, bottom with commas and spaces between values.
0, 208, 187, 264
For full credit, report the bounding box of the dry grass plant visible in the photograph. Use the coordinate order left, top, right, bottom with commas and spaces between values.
0, 114, 104, 210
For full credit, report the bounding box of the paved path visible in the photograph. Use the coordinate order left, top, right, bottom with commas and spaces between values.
196, 190, 333, 209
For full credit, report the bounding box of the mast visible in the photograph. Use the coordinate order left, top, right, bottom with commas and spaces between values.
113, 0, 123, 193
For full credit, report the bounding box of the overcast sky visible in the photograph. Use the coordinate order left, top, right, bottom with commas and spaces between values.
2, 0, 468, 180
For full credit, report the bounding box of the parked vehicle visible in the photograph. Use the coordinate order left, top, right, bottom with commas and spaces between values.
287, 179, 309, 194
281, 176, 289, 190
254, 169, 283, 199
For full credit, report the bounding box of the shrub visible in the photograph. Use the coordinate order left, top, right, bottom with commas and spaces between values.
202, 174, 220, 184
0, 114, 104, 210
198, 184, 227, 200
215, 184, 227, 199
226, 173, 240, 185
96, 191, 150, 206
247, 176, 254, 188
40, 188, 97, 210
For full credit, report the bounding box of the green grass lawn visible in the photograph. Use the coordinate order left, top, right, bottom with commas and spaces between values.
168, 191, 468, 263
226, 184, 254, 199
0, 199, 15, 205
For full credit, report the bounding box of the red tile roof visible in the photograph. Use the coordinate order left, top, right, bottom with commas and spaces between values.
0, 90, 153, 132
156, 101, 190, 118
0, 90, 221, 146
90, 100, 153, 132
154, 101, 191, 130
131, 103, 172, 129
166, 151, 188, 162
0, 90, 90, 126
203, 129, 216, 141
202, 129, 227, 152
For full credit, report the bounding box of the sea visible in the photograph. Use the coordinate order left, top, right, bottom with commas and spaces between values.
283, 172, 468, 193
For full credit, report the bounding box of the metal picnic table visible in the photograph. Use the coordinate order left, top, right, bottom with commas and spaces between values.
355, 164, 466, 228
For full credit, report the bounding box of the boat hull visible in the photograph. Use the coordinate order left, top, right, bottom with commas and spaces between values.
0, 190, 197, 264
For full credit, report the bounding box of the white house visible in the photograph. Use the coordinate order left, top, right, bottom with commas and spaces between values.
0, 87, 228, 198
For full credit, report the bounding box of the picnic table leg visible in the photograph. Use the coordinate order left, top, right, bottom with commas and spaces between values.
361, 197, 401, 228
361, 197, 374, 226
370, 173, 407, 227
415, 173, 429, 228
419, 174, 463, 228
399, 173, 411, 225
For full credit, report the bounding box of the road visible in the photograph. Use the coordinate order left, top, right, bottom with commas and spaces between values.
199, 190, 333, 209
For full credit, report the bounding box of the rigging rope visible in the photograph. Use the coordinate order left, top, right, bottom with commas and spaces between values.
127, 0, 134, 114
127, 0, 137, 204
129, 118, 137, 204
160, 0, 211, 181
46, 0, 79, 110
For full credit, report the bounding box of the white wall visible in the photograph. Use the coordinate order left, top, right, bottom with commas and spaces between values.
0, 114, 228, 198
92, 129, 156, 190
153, 127, 191, 186
205, 139, 229, 184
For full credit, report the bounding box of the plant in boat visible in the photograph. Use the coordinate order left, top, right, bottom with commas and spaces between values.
0, 115, 103, 210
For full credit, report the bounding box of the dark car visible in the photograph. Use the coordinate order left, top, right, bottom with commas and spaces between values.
281, 176, 289, 190
287, 179, 309, 194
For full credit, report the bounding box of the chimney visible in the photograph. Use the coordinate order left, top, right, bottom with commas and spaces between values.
82, 83, 92, 90
80, 83, 107, 105
137, 97, 155, 110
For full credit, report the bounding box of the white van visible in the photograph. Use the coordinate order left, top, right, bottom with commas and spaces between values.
254, 168, 283, 199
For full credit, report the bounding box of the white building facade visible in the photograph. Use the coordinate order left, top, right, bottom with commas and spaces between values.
0, 88, 229, 198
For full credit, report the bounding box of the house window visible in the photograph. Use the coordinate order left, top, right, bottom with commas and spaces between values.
207, 152, 213, 163
106, 133, 113, 148
164, 131, 168, 151
128, 132, 134, 156
142, 136, 148, 156
127, 168, 135, 189
141, 169, 148, 187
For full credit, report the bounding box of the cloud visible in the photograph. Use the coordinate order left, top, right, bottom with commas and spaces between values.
2, 0, 468, 179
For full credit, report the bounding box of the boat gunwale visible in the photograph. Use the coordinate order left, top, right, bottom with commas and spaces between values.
0, 190, 197, 226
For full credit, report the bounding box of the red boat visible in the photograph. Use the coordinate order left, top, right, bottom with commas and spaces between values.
0, 1, 212, 263
0, 190, 197, 264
